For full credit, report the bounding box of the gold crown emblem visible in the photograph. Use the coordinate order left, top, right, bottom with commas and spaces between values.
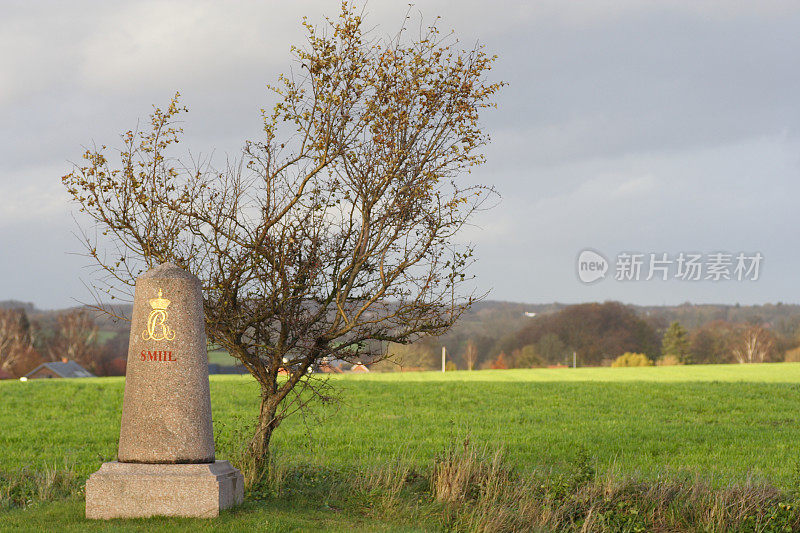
148, 289, 171, 311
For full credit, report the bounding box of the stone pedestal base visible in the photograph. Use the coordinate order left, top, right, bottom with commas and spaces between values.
85, 460, 243, 519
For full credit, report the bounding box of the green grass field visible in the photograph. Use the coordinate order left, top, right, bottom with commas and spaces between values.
3, 363, 800, 530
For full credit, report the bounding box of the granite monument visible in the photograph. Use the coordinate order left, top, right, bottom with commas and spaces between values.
85, 263, 243, 519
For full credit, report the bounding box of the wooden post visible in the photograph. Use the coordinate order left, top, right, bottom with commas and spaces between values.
442, 346, 446, 372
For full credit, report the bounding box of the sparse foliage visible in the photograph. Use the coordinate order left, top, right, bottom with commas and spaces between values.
536, 332, 567, 365
462, 338, 478, 370
384, 339, 439, 370
731, 324, 774, 364
611, 352, 653, 367
45, 310, 99, 371
62, 3, 502, 470
0, 309, 39, 377
489, 351, 509, 370
656, 354, 682, 366
511, 344, 543, 368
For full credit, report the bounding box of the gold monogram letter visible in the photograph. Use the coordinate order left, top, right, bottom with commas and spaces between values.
142, 288, 176, 341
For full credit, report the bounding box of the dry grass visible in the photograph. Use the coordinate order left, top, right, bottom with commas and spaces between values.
432, 438, 510, 504
0, 463, 80, 510
2, 439, 797, 531
232, 437, 800, 531
424, 439, 799, 532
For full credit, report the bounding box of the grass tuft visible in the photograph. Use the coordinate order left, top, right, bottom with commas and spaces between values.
0, 463, 81, 511
429, 440, 800, 532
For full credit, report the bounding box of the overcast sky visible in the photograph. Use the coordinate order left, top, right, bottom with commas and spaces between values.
2, 1, 799, 309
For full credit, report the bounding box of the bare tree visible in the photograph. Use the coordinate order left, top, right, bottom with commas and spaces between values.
384, 338, 439, 370
731, 324, 774, 364
45, 310, 100, 371
0, 309, 37, 376
463, 338, 478, 371
62, 3, 502, 471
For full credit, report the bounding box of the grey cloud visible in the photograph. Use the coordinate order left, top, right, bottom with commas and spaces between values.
2, 1, 800, 308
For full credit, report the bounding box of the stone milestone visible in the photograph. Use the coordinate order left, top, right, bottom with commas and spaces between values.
118, 263, 213, 463
85, 263, 243, 519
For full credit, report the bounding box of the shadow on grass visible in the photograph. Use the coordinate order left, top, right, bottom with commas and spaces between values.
0, 498, 427, 533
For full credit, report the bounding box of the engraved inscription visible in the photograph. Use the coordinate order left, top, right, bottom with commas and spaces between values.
142, 288, 176, 341
140, 350, 177, 362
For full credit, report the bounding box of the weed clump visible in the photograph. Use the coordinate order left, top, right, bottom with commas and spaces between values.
0, 464, 80, 510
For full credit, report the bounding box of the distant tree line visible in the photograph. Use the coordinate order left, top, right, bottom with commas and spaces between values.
376, 301, 797, 371
3, 300, 797, 376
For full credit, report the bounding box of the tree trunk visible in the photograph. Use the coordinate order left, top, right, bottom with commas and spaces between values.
247, 393, 280, 484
